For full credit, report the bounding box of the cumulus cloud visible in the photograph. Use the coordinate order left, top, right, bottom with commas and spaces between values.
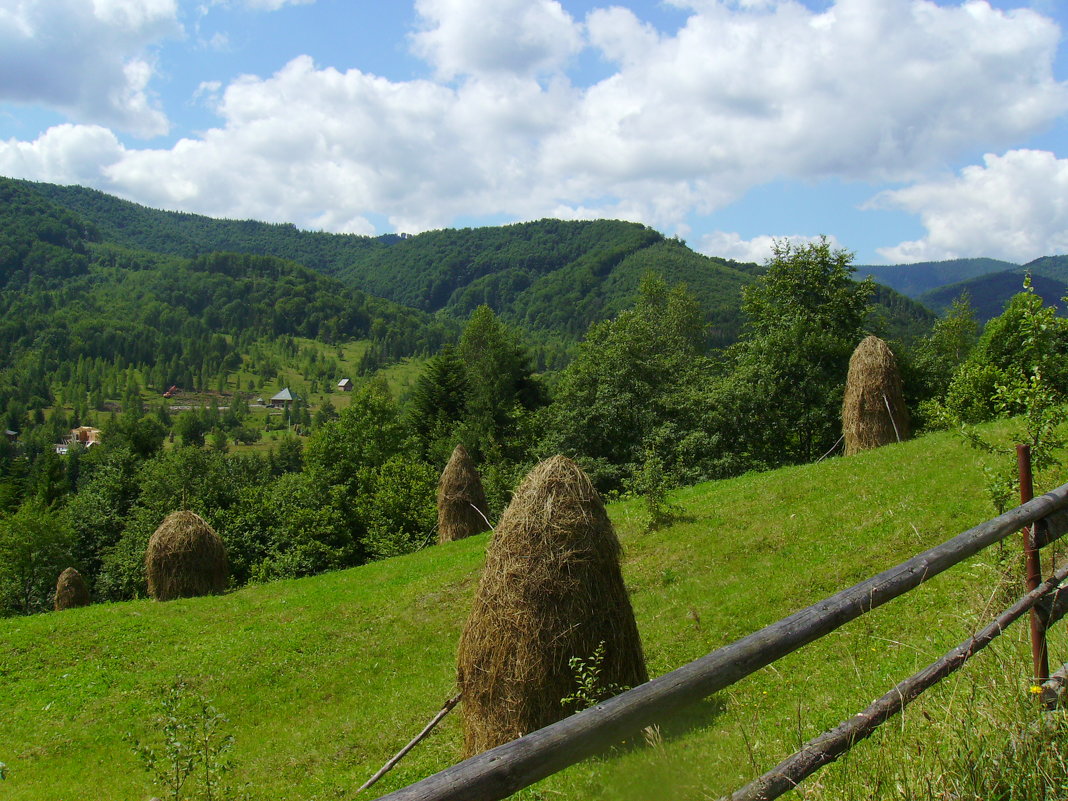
0, 124, 127, 185
410, 0, 583, 80
871, 150, 1068, 264
698, 231, 844, 263
0, 0, 180, 137
0, 0, 1065, 240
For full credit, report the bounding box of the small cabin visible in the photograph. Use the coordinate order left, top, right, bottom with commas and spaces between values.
337, 378, 353, 392
270, 388, 297, 408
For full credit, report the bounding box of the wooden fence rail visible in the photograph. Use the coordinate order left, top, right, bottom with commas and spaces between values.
728, 560, 1068, 801
374, 482, 1068, 801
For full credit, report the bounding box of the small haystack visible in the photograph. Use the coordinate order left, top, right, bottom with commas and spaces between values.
437, 444, 491, 544
842, 335, 911, 456
456, 455, 647, 757
54, 567, 90, 611
145, 511, 229, 601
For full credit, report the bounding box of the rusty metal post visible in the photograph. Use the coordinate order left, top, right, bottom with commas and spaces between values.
1018, 443, 1050, 682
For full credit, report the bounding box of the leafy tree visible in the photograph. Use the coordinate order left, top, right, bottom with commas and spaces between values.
541, 274, 709, 488
175, 411, 206, 448
357, 456, 438, 560
913, 291, 979, 394
0, 499, 76, 615
717, 238, 873, 465
941, 278, 1068, 424
220, 472, 353, 584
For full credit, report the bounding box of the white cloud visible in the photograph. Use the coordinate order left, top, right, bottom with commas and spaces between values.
871, 150, 1068, 264
698, 231, 843, 263
410, 0, 583, 80
0, 0, 180, 137
0, 124, 127, 185
0, 1, 1065, 241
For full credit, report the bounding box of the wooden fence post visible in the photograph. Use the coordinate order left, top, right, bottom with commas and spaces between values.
1018, 444, 1050, 682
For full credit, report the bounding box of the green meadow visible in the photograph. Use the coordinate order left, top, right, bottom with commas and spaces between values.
2, 421, 1065, 800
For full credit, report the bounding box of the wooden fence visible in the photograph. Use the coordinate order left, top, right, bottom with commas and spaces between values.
374, 478, 1068, 801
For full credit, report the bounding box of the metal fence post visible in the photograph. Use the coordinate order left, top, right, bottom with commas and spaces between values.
1018, 443, 1050, 682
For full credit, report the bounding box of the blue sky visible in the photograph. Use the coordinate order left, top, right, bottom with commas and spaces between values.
1, 0, 1066, 265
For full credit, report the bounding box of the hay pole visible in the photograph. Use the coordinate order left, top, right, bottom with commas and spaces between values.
815, 435, 844, 463
374, 482, 1068, 801
360, 693, 463, 793
468, 502, 494, 532
726, 559, 1068, 801
882, 393, 901, 443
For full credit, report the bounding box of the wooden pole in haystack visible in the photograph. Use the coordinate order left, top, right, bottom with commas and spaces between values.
842, 335, 910, 456
145, 510, 229, 601
456, 455, 647, 758
54, 567, 90, 611
437, 444, 491, 544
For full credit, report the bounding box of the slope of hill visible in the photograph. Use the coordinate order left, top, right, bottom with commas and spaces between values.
857, 258, 1019, 298
1024, 254, 1068, 283
1, 422, 1053, 800
0, 179, 453, 423
16, 179, 935, 349
918, 269, 1068, 321
18, 178, 399, 268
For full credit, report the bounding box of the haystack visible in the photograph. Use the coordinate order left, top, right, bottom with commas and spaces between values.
842, 335, 911, 456
145, 511, 228, 601
456, 455, 647, 757
437, 444, 491, 544
54, 567, 90, 611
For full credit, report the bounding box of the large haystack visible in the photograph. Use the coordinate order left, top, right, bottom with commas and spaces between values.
842, 335, 911, 456
54, 567, 90, 611
145, 511, 229, 601
456, 455, 647, 757
437, 444, 491, 544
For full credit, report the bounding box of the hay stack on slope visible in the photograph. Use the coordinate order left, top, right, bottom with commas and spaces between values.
145, 511, 228, 601
456, 455, 647, 757
842, 335, 910, 456
54, 567, 90, 611
437, 444, 491, 544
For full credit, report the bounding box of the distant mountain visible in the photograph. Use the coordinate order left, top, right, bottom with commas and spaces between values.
918, 270, 1068, 322
857, 258, 1019, 298
14, 178, 936, 349
1024, 255, 1068, 284
0, 178, 451, 386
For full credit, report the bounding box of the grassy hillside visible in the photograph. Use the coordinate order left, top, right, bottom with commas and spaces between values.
3, 421, 1061, 800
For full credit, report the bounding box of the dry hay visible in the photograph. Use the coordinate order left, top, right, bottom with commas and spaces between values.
842, 335, 911, 456
145, 510, 229, 601
456, 455, 647, 757
54, 567, 90, 611
437, 444, 491, 544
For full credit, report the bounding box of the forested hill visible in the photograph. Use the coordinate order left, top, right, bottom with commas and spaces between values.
15, 179, 936, 349
918, 270, 1068, 322
18, 179, 399, 269
0, 179, 452, 412
857, 258, 1018, 298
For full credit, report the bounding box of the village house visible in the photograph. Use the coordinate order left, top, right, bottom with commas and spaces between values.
55, 426, 102, 454
270, 388, 297, 409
